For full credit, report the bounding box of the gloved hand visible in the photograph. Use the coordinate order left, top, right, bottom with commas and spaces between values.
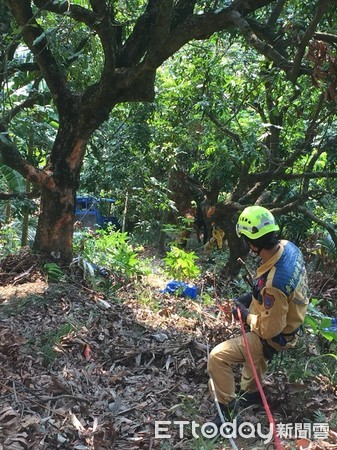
236, 292, 252, 308
232, 299, 249, 323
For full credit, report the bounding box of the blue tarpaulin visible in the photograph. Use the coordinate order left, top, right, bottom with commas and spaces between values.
160, 280, 198, 299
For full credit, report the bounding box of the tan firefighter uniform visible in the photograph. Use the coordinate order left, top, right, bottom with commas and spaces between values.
208, 240, 310, 404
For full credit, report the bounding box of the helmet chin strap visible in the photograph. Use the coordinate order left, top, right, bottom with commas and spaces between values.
250, 243, 280, 260
249, 243, 262, 256
248, 249, 261, 260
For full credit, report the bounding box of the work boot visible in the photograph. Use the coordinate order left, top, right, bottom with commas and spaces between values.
206, 399, 242, 436
239, 390, 263, 408
213, 399, 237, 424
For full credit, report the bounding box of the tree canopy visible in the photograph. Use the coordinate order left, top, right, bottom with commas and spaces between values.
1, 0, 337, 267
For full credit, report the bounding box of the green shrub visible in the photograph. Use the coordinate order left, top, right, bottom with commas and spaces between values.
163, 246, 200, 281
0, 223, 20, 258
73, 227, 147, 279
305, 298, 337, 343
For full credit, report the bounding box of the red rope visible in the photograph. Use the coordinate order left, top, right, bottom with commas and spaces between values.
237, 308, 283, 450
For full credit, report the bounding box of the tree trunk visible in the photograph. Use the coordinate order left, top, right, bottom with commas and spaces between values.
34, 186, 75, 264
204, 201, 248, 277
21, 144, 32, 246
32, 128, 86, 265
225, 223, 248, 276
21, 185, 30, 246
5, 202, 11, 223
121, 190, 129, 233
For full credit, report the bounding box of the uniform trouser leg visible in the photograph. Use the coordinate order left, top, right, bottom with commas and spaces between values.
207, 332, 268, 404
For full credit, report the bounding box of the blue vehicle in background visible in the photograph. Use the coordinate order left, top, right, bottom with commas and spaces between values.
75, 195, 120, 229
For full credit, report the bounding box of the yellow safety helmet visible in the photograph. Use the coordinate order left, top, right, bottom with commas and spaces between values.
236, 206, 279, 239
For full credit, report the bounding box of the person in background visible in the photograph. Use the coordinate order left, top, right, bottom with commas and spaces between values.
208, 205, 310, 425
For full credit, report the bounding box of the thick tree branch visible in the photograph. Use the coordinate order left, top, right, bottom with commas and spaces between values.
273, 189, 324, 208
254, 91, 327, 176
142, 3, 277, 68
0, 191, 40, 200
89, 0, 116, 77
303, 92, 326, 145
252, 170, 337, 182
207, 110, 243, 150
118, 0, 159, 67
147, 0, 174, 60
2, 62, 39, 77
33, 0, 98, 29
2, 79, 46, 124
237, 167, 337, 205
246, 18, 289, 58
0, 126, 53, 189
267, 190, 316, 214
288, 0, 332, 83
314, 32, 337, 46
301, 135, 329, 194
5, 0, 72, 113
267, 0, 287, 28
171, 0, 195, 28
237, 180, 272, 204
232, 0, 276, 12
229, 9, 290, 72
298, 205, 337, 247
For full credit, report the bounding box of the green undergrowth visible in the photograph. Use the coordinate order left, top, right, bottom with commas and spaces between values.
39, 322, 75, 366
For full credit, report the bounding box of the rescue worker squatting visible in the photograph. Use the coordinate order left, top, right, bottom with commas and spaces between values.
207, 205, 310, 426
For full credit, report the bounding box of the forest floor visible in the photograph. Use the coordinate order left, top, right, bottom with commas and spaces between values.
0, 247, 337, 450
